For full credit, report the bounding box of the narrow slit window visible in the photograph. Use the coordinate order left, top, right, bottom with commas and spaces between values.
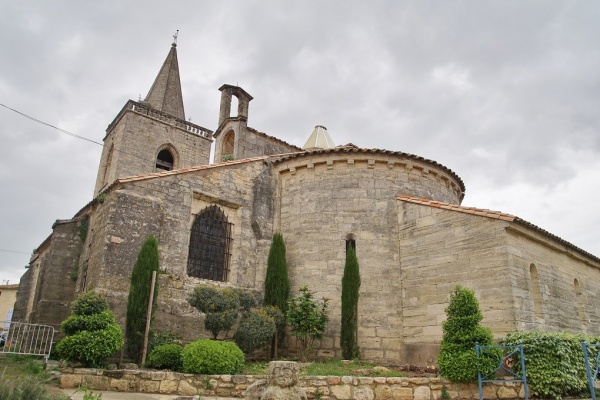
346, 239, 356, 255
529, 264, 543, 320
574, 278, 586, 326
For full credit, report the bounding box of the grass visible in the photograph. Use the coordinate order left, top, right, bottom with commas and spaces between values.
0, 354, 69, 399
242, 359, 407, 377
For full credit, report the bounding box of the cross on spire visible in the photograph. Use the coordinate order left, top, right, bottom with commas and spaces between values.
172, 30, 179, 47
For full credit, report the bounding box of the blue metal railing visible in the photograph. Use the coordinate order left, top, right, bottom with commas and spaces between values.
582, 341, 600, 400
476, 342, 528, 400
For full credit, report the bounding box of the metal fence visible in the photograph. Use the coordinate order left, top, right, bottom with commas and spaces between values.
476, 342, 528, 400
582, 342, 600, 400
0, 321, 55, 362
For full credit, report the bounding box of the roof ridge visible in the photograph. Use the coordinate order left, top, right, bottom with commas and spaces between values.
397, 195, 515, 220
116, 156, 269, 184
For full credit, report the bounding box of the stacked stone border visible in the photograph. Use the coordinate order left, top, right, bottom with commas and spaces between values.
60, 369, 526, 399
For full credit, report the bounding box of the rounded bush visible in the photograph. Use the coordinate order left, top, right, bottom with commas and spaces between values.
145, 343, 183, 371
55, 323, 124, 367
234, 308, 276, 354
182, 339, 244, 375
61, 310, 115, 336
72, 291, 109, 316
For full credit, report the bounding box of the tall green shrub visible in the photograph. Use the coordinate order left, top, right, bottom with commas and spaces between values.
437, 286, 496, 382
263, 233, 290, 358
55, 291, 123, 367
126, 235, 160, 363
264, 233, 290, 312
341, 246, 360, 359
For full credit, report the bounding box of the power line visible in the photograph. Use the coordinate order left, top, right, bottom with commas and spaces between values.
0, 102, 170, 167
0, 249, 31, 255
0, 102, 104, 146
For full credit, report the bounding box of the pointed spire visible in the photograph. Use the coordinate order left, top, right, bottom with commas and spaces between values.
143, 36, 185, 120
303, 125, 335, 150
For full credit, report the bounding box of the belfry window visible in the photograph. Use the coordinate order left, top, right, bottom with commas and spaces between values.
222, 130, 235, 161
156, 149, 174, 171
187, 205, 232, 281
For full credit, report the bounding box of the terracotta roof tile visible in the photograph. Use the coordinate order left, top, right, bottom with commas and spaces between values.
274, 147, 466, 194
397, 195, 515, 221
113, 156, 270, 185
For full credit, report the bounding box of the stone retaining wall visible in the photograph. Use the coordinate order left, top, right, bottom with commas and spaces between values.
60, 369, 526, 399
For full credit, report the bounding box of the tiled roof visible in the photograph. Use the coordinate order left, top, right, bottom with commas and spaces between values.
116, 156, 270, 184
397, 195, 515, 222
397, 195, 600, 263
274, 147, 466, 194
246, 127, 303, 151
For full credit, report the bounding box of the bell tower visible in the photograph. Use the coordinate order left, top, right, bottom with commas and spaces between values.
93, 38, 213, 196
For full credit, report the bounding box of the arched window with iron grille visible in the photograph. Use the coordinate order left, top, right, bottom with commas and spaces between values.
187, 205, 232, 281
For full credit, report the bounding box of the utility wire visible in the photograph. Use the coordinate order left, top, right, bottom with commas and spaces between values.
0, 102, 172, 167
0, 249, 31, 255
0, 102, 245, 216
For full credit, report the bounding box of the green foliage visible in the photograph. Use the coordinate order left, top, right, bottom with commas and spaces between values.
263, 305, 286, 331
341, 246, 360, 360
234, 308, 277, 354
61, 311, 115, 336
56, 291, 123, 367
78, 219, 89, 242
71, 291, 109, 316
204, 309, 239, 339
236, 288, 258, 311
56, 323, 123, 368
437, 286, 496, 382
145, 343, 183, 371
148, 330, 181, 354
96, 193, 106, 204
264, 233, 290, 313
0, 376, 70, 400
222, 154, 235, 162
181, 339, 244, 375
301, 359, 406, 377
440, 387, 450, 400
287, 286, 329, 362
188, 286, 257, 339
503, 331, 600, 399
79, 387, 103, 400
126, 235, 160, 363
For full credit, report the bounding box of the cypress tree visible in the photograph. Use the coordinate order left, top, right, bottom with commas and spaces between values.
264, 233, 289, 312
341, 245, 360, 359
263, 233, 289, 358
126, 235, 160, 363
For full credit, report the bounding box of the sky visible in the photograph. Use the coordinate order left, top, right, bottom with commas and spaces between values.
1, 1, 599, 285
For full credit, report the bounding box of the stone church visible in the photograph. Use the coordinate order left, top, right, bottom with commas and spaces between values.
13, 42, 600, 365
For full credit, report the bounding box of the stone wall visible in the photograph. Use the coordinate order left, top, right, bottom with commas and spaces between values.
274, 152, 464, 363
85, 159, 275, 342
214, 119, 300, 163
60, 369, 525, 399
397, 202, 516, 364
27, 219, 81, 332
94, 103, 212, 196
505, 224, 600, 334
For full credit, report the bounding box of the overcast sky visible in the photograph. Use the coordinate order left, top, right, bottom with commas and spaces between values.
1, 1, 599, 285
